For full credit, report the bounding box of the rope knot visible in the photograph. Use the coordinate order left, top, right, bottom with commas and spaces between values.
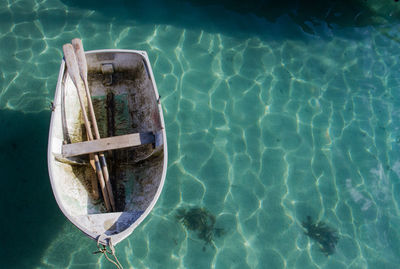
94, 235, 123, 269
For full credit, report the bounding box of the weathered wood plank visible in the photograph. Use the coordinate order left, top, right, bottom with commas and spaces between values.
62, 132, 155, 157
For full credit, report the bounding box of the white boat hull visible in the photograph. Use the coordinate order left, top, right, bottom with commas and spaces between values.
47, 49, 167, 245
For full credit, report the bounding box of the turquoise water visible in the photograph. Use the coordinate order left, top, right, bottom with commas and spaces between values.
2, 0, 400, 268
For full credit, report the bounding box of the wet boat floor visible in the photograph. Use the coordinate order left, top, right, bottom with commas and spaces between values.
69, 69, 163, 213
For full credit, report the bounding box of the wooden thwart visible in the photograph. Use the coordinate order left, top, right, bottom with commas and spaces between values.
63, 132, 155, 157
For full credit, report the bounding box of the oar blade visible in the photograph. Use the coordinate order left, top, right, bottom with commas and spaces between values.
72, 38, 88, 82
62, 44, 81, 87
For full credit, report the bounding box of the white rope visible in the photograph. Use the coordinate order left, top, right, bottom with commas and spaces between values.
94, 235, 123, 269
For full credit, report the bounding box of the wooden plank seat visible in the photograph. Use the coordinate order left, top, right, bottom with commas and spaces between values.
62, 131, 162, 157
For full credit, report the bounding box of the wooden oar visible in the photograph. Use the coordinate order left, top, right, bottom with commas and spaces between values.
72, 38, 116, 212
62, 43, 112, 212
87, 141, 99, 200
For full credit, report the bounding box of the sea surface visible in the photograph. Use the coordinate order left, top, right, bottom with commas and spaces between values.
1, 0, 400, 268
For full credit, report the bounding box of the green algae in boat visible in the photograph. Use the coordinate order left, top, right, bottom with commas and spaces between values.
47, 49, 167, 246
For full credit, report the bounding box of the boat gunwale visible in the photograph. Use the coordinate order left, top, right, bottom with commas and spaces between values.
47, 49, 168, 246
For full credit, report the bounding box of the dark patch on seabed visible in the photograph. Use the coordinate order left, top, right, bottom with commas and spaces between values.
0, 109, 64, 268
176, 207, 225, 251
301, 216, 339, 256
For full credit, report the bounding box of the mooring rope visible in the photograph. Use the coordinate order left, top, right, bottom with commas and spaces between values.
94, 235, 123, 269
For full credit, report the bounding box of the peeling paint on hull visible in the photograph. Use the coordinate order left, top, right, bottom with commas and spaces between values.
47, 50, 167, 246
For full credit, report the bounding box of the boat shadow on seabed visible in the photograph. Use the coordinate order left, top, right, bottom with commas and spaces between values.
0, 109, 65, 268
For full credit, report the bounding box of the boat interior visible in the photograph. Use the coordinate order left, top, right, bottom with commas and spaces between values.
50, 51, 165, 231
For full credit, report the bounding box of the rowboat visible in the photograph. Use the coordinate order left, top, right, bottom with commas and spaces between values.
47, 48, 167, 246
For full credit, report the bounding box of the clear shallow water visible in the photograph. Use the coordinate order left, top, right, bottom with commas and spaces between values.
2, 0, 400, 268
